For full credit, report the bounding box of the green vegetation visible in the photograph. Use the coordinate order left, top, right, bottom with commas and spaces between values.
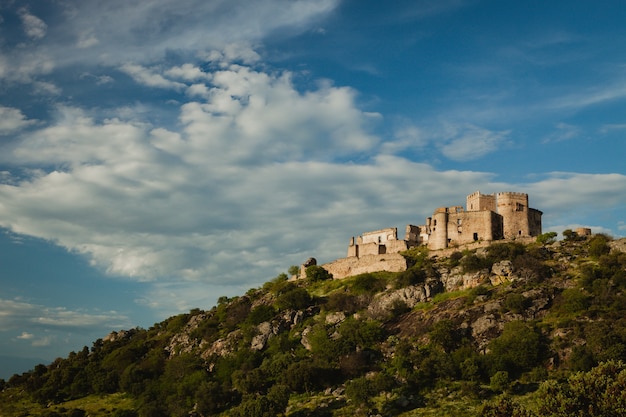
2, 234, 626, 416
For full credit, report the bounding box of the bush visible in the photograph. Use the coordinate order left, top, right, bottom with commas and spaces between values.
537, 231, 558, 245
588, 234, 611, 258
502, 293, 530, 314
275, 287, 312, 310
537, 361, 626, 417
461, 253, 492, 273
246, 304, 276, 325
481, 395, 533, 417
563, 229, 583, 241
345, 376, 375, 406
554, 288, 590, 315
305, 265, 333, 283
490, 371, 510, 393
394, 266, 426, 289
488, 321, 543, 377
324, 291, 362, 314
351, 273, 386, 294
486, 242, 526, 263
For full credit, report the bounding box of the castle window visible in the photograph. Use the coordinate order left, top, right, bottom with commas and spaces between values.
473, 233, 478, 241
457, 219, 462, 225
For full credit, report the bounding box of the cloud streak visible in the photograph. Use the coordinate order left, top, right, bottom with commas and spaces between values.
0, 298, 129, 332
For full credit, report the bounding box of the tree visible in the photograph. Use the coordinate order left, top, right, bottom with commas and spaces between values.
537, 231, 558, 245
488, 321, 543, 377
481, 395, 533, 417
537, 361, 626, 417
305, 265, 333, 283
588, 234, 611, 258
562, 229, 579, 241
275, 287, 312, 310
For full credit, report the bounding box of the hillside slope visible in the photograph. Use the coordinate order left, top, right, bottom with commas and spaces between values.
2, 233, 626, 417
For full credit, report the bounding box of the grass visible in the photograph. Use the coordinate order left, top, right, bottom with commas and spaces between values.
0, 390, 137, 417
50, 393, 137, 415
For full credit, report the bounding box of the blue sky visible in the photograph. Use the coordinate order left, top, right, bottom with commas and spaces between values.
0, 0, 625, 378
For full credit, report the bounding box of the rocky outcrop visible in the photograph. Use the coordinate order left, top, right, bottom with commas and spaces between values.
251, 306, 319, 351
368, 279, 444, 317
610, 238, 626, 253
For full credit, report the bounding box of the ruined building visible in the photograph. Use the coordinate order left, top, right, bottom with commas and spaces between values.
426, 191, 543, 250
322, 191, 542, 279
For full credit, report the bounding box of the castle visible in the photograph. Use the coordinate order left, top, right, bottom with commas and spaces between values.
321, 191, 543, 279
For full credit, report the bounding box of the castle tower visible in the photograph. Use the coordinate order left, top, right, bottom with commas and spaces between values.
466, 191, 496, 212
428, 208, 449, 250
496, 192, 531, 239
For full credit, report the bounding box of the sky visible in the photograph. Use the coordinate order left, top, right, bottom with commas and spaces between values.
0, 0, 625, 378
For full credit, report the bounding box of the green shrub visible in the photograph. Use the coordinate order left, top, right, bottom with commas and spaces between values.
588, 234, 611, 258
246, 304, 276, 325
486, 242, 526, 263
324, 291, 362, 313
351, 273, 386, 294
489, 370, 509, 393
461, 253, 492, 273
537, 361, 626, 417
481, 395, 533, 417
345, 376, 375, 406
502, 293, 530, 314
537, 231, 558, 245
275, 287, 312, 310
305, 265, 333, 283
487, 321, 543, 377
554, 288, 590, 316
393, 266, 426, 289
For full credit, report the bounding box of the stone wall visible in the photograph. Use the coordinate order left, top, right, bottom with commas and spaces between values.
322, 253, 408, 279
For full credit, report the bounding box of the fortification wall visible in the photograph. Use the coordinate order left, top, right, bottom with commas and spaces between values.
528, 208, 543, 236
448, 210, 501, 247
361, 228, 398, 244
467, 191, 496, 212
322, 253, 408, 280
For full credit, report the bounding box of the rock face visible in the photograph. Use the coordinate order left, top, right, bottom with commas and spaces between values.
610, 238, 626, 253
251, 307, 319, 351
368, 279, 444, 317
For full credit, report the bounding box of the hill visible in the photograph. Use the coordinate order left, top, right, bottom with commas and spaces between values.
2, 232, 626, 417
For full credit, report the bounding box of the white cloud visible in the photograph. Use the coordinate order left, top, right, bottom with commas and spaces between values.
32, 336, 52, 347
165, 64, 212, 82
439, 123, 510, 161
77, 31, 99, 48
547, 81, 626, 110
0, 106, 36, 134
382, 123, 428, 154
542, 122, 581, 143
18, 8, 48, 40
32, 81, 61, 96
120, 64, 187, 91
0, 298, 130, 332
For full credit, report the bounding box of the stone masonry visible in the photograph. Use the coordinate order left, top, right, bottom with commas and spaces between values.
320, 191, 542, 279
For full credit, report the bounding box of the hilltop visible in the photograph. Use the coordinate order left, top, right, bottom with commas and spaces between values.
2, 231, 626, 417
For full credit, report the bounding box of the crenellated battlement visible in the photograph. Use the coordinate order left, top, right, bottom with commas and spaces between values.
496, 191, 528, 198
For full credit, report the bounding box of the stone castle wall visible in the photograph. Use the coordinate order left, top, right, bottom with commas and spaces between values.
323, 253, 408, 280
311, 190, 543, 280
